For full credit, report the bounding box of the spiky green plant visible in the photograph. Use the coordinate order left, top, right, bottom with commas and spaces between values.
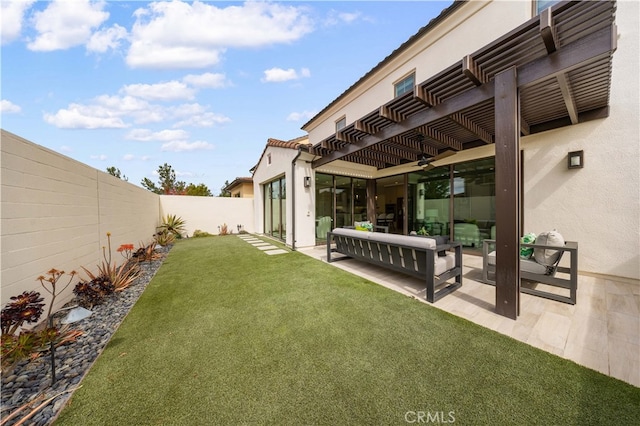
158, 214, 186, 239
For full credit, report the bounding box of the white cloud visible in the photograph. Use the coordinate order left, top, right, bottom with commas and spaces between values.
125, 128, 189, 141
123, 154, 152, 161
173, 112, 231, 128
127, 1, 313, 69
1, 99, 22, 113
43, 88, 229, 129
122, 81, 195, 101
262, 67, 311, 83
1, 0, 36, 45
324, 10, 368, 27
286, 110, 316, 122
44, 106, 128, 129
86, 24, 128, 53
90, 154, 108, 161
43, 95, 150, 129
169, 103, 231, 128
160, 140, 214, 152
59, 145, 73, 153
182, 72, 230, 89
27, 0, 109, 51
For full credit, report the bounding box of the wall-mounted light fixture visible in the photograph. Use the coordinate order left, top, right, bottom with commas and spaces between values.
303, 176, 311, 188
568, 150, 584, 169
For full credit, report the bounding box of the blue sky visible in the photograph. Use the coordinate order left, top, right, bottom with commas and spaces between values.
1, 0, 451, 194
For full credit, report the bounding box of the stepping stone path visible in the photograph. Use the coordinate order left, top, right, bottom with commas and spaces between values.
237, 235, 288, 255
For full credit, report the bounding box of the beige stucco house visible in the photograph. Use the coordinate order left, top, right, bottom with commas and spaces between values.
224, 177, 254, 198
251, 0, 638, 317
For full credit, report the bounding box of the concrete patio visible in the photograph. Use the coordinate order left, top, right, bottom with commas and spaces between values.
299, 245, 639, 388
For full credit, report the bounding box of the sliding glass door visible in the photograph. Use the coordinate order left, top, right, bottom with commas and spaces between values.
315, 174, 369, 241
264, 177, 286, 241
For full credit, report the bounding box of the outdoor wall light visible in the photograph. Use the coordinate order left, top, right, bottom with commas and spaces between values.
568, 150, 584, 169
303, 176, 311, 188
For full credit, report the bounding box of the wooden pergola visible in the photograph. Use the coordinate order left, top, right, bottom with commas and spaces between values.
309, 1, 617, 319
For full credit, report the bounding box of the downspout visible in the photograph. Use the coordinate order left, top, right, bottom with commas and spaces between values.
291, 147, 303, 251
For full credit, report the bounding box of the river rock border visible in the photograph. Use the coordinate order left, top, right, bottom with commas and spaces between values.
0, 245, 171, 426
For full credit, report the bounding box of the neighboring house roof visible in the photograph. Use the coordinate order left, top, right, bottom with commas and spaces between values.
250, 135, 310, 174
301, 0, 463, 131
224, 177, 253, 193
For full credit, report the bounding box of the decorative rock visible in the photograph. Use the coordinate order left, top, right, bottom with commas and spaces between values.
0, 245, 170, 426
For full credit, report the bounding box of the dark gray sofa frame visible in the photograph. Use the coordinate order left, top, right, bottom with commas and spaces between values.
481, 239, 578, 304
327, 230, 462, 303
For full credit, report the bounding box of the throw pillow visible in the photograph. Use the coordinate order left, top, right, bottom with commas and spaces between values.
354, 221, 373, 232
520, 233, 536, 259
534, 230, 565, 266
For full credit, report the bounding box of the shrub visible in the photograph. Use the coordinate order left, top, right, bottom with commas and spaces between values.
132, 241, 162, 262
218, 223, 230, 236
157, 214, 186, 239
74, 275, 114, 308
79, 233, 140, 296
154, 230, 176, 246
192, 229, 213, 238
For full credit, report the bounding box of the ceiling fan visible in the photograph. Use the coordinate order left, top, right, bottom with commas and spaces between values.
418, 149, 456, 170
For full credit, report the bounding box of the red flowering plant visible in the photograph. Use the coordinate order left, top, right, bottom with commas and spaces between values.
117, 243, 135, 261
76, 233, 141, 307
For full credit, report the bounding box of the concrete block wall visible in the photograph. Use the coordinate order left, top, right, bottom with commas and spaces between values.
1, 130, 160, 313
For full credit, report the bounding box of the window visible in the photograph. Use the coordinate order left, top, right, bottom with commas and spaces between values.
335, 117, 346, 132
267, 153, 271, 165
394, 73, 415, 97
536, 0, 560, 15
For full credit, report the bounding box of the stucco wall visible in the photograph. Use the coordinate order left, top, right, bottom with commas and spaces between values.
159, 195, 254, 237
1, 130, 159, 313
522, 0, 639, 280
251, 145, 316, 248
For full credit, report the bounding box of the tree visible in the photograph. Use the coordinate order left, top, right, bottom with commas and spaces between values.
106, 166, 128, 181
185, 183, 212, 197
219, 180, 231, 197
141, 163, 211, 196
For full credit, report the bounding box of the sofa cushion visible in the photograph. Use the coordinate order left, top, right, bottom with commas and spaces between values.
534, 230, 565, 266
332, 228, 437, 250
521, 258, 549, 275
486, 251, 549, 275
370, 231, 437, 250
435, 254, 456, 276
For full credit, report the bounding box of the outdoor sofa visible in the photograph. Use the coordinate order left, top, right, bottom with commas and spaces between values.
326, 228, 462, 303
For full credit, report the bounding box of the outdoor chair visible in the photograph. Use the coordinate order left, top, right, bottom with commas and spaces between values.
481, 230, 578, 304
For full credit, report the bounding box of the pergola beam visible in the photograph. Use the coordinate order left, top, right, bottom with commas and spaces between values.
540, 8, 557, 54
450, 113, 494, 144
462, 55, 488, 86
557, 73, 579, 124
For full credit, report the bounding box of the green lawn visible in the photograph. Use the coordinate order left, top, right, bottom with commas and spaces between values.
56, 236, 639, 425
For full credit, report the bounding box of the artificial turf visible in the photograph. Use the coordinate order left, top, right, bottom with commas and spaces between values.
56, 236, 639, 425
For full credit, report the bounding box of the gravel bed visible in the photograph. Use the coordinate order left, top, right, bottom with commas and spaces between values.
0, 245, 171, 426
